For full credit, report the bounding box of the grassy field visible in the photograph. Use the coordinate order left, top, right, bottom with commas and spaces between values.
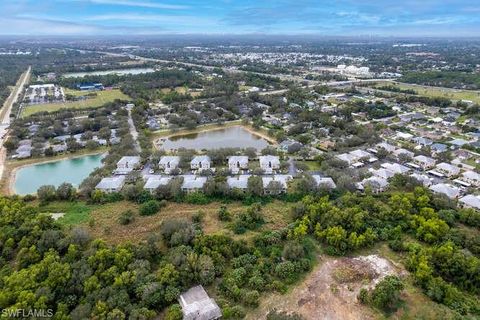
21, 88, 130, 116
375, 81, 480, 104
40, 199, 292, 245
39, 201, 97, 225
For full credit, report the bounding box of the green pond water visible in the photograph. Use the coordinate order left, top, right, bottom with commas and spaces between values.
160, 126, 271, 151
14, 154, 104, 195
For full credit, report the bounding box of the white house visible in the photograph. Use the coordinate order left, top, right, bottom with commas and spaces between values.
143, 176, 172, 193
181, 175, 207, 193
191, 155, 211, 171
435, 162, 461, 177
429, 183, 461, 199
370, 168, 395, 180
311, 175, 337, 189
460, 171, 480, 187
410, 173, 432, 187
159, 156, 181, 174
228, 156, 249, 174
259, 155, 280, 174
393, 148, 414, 160
375, 142, 396, 153
226, 175, 250, 191
262, 175, 292, 194
459, 194, 480, 210
114, 156, 141, 175
179, 286, 222, 320
413, 155, 436, 170
95, 176, 126, 193
357, 176, 389, 193
381, 163, 410, 175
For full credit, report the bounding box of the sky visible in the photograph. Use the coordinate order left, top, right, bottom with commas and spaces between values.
1, 0, 480, 37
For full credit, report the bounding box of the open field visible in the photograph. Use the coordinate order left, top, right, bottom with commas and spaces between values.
21, 89, 130, 116
40, 199, 292, 245
374, 81, 480, 104
160, 86, 203, 97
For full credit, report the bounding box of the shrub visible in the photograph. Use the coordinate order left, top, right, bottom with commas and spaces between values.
184, 192, 210, 205
164, 304, 182, 320
218, 205, 231, 221
139, 200, 161, 216
118, 210, 134, 225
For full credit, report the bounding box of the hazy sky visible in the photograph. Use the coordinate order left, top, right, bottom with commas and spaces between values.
1, 0, 480, 36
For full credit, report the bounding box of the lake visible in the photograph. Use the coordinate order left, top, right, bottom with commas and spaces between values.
63, 67, 156, 78
159, 126, 271, 151
14, 154, 104, 195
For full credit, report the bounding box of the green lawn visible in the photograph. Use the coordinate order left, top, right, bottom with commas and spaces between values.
39, 201, 97, 226
21, 89, 130, 117
375, 81, 480, 104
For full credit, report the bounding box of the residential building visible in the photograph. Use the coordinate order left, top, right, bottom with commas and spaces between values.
226, 175, 250, 191
181, 175, 207, 193
95, 176, 126, 193
375, 142, 396, 153
393, 148, 414, 160
228, 156, 248, 174
262, 175, 292, 194
381, 163, 410, 175
143, 176, 172, 193
410, 173, 432, 186
429, 183, 461, 199
357, 176, 389, 193
460, 171, 480, 187
179, 286, 222, 320
370, 168, 395, 180
114, 156, 141, 175
259, 155, 280, 174
459, 195, 480, 210
435, 162, 461, 177
311, 175, 336, 189
159, 156, 181, 174
413, 155, 436, 170
191, 155, 211, 171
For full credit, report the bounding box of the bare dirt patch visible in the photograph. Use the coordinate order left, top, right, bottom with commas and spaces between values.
250, 254, 400, 320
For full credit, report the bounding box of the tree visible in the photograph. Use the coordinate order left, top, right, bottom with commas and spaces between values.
37, 185, 57, 203
56, 183, 75, 200
247, 176, 263, 196
369, 275, 404, 311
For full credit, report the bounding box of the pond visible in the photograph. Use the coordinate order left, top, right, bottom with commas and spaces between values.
159, 126, 271, 151
14, 154, 105, 195
63, 67, 156, 78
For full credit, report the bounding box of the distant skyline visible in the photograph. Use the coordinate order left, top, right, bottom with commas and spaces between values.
1, 0, 480, 37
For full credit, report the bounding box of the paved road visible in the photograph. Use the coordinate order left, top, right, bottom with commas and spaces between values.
288, 157, 297, 176
0, 67, 31, 181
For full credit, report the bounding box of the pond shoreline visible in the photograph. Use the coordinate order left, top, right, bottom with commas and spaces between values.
154, 124, 277, 151
5, 150, 107, 195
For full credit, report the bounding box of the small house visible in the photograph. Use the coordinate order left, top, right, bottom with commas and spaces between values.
191, 155, 211, 171
179, 286, 221, 320
159, 156, 181, 174
95, 176, 126, 193
228, 156, 249, 174
115, 156, 141, 175
259, 155, 280, 174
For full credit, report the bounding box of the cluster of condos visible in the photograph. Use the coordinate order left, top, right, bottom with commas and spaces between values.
340, 143, 480, 210
95, 155, 336, 195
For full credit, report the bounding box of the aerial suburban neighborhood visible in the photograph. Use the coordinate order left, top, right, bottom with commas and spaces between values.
0, 1, 480, 319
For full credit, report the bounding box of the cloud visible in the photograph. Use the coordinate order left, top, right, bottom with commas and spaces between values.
84, 0, 189, 10
86, 13, 213, 23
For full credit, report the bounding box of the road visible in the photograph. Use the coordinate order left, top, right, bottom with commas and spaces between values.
0, 66, 31, 181
126, 105, 142, 154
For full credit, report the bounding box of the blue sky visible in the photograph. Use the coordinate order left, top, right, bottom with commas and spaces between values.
1, 0, 480, 36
